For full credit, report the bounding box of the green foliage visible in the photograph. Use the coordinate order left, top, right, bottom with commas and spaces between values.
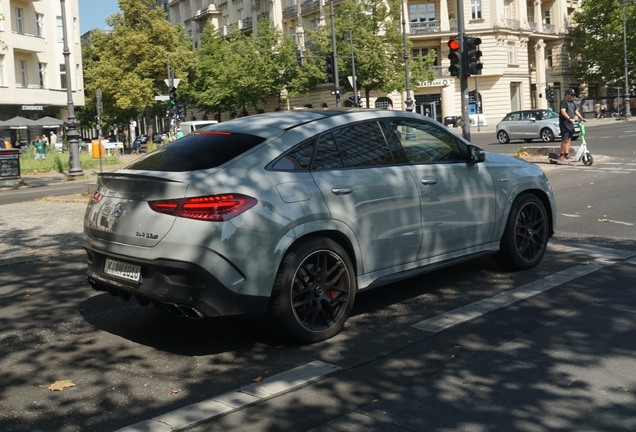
194, 19, 321, 113
19, 149, 121, 175
572, 0, 636, 90
306, 0, 433, 106
80, 0, 198, 128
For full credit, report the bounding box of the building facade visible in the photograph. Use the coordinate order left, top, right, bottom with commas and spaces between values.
163, 0, 581, 125
0, 0, 84, 144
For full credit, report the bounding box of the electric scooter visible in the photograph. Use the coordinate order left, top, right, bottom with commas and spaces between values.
548, 121, 593, 166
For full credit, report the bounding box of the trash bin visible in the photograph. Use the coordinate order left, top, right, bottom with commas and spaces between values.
444, 116, 460, 128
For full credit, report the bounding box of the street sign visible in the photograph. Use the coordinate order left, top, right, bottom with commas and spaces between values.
155, 95, 170, 101
163, 78, 181, 88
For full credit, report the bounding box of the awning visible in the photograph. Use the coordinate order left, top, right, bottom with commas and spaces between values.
34, 116, 65, 128
0, 116, 37, 129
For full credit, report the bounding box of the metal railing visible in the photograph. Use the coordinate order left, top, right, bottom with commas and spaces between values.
410, 20, 440, 34
301, 0, 320, 14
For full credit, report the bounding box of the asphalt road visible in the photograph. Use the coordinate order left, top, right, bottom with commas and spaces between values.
1, 121, 635, 431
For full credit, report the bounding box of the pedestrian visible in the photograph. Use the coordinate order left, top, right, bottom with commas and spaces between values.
558, 88, 585, 164
50, 131, 59, 152
33, 135, 47, 161
600, 101, 606, 119
176, 128, 184, 139
594, 101, 601, 119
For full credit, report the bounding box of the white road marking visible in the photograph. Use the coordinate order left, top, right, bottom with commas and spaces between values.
599, 162, 623, 165
549, 243, 636, 261
116, 361, 341, 432
608, 220, 635, 226
413, 243, 636, 333
560, 213, 580, 218
412, 264, 602, 333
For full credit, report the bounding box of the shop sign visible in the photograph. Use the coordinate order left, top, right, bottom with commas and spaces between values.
416, 79, 453, 88
21, 105, 44, 111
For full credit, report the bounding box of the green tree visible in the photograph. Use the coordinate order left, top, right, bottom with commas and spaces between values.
572, 0, 636, 92
194, 19, 322, 114
307, 0, 435, 107
81, 0, 197, 131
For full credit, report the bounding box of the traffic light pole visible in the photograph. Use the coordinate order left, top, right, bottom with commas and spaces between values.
329, 0, 340, 107
456, 0, 470, 141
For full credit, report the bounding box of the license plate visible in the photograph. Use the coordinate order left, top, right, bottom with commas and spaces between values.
104, 258, 141, 282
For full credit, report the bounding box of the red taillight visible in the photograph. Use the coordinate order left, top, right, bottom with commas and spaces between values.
88, 191, 103, 205
148, 194, 257, 221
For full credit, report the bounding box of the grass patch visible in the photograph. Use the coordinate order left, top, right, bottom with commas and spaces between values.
19, 149, 122, 175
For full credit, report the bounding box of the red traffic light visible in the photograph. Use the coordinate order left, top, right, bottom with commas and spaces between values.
448, 39, 460, 51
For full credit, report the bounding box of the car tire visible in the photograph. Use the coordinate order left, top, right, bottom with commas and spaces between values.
540, 128, 554, 142
497, 130, 510, 144
266, 237, 356, 344
493, 194, 549, 271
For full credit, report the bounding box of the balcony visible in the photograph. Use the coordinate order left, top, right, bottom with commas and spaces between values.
543, 23, 555, 34
506, 19, 520, 30
242, 17, 253, 31
410, 20, 440, 34
301, 0, 320, 15
528, 21, 537, 31
283, 6, 298, 19
450, 19, 457, 31
193, 4, 221, 20
218, 1, 228, 9
11, 34, 46, 53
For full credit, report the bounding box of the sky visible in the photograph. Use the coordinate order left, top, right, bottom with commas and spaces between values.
78, 0, 120, 34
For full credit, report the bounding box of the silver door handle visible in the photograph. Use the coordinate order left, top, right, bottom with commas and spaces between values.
331, 186, 353, 195
420, 178, 438, 185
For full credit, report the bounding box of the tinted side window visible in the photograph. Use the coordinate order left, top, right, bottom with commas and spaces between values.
312, 133, 344, 170
126, 132, 266, 172
506, 113, 521, 121
379, 120, 408, 164
332, 121, 393, 167
271, 138, 315, 171
388, 119, 463, 164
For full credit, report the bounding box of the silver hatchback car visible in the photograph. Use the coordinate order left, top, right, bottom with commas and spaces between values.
496, 109, 579, 143
84, 109, 556, 343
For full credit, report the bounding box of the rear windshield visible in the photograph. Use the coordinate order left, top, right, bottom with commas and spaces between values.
125, 132, 266, 172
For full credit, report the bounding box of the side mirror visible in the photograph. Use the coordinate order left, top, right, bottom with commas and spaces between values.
528, 117, 536, 122
467, 145, 486, 163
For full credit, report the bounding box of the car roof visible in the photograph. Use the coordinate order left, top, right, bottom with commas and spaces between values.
206, 108, 429, 134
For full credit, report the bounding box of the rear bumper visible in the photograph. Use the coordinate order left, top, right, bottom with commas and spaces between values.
84, 248, 270, 318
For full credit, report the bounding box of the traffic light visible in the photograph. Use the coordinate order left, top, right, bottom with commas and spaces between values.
296, 49, 304, 67
546, 86, 554, 102
447, 39, 462, 78
348, 96, 362, 107
325, 52, 334, 83
465, 37, 483, 76
169, 86, 177, 106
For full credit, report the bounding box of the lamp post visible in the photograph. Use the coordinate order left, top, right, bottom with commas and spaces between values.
621, 0, 631, 117
400, 0, 414, 111
60, 0, 83, 175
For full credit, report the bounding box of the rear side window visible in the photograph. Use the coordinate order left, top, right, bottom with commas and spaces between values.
125, 132, 266, 172
332, 121, 394, 167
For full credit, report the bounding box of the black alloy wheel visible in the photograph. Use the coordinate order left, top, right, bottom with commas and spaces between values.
493, 194, 548, 270
267, 237, 356, 343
